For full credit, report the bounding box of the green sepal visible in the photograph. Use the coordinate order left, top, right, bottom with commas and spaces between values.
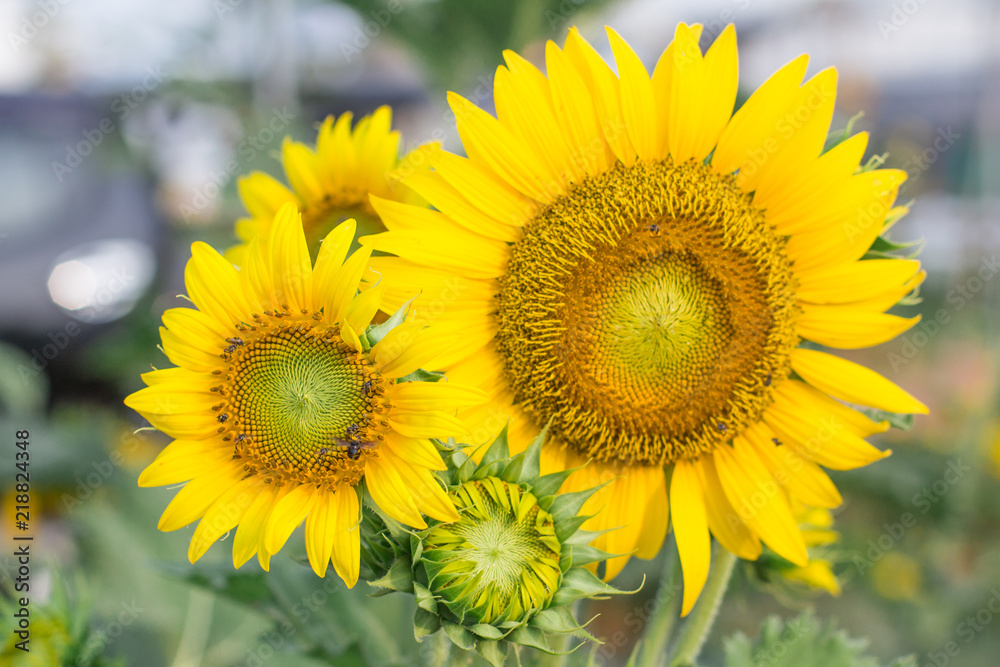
456, 453, 478, 483
478, 423, 511, 467
413, 607, 441, 641
367, 557, 414, 594
476, 639, 509, 667
469, 623, 507, 640
823, 111, 864, 152
562, 543, 616, 569
413, 581, 439, 614
552, 568, 630, 607
398, 368, 447, 383
859, 408, 916, 431
508, 625, 553, 653
547, 479, 613, 524
529, 464, 582, 499
530, 606, 598, 642
444, 621, 477, 650
365, 294, 418, 346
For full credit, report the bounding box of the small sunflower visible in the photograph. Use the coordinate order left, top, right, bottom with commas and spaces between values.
368, 428, 629, 666
229, 106, 422, 264
126, 202, 486, 587
361, 24, 928, 613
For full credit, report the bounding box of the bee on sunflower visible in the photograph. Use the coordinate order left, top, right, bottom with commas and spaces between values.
359, 23, 928, 614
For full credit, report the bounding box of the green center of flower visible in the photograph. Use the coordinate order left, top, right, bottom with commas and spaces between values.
421, 479, 561, 625
214, 317, 389, 485
496, 160, 798, 467
303, 203, 381, 260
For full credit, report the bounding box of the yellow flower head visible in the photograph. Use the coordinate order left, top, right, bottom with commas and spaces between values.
361, 24, 928, 614
229, 106, 420, 264
126, 202, 487, 587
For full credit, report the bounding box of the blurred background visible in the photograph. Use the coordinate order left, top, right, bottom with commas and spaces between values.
0, 0, 998, 664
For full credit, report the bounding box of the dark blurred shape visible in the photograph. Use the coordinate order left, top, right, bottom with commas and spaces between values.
0, 95, 161, 340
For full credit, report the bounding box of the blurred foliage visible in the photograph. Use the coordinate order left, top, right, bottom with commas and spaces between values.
334, 0, 614, 88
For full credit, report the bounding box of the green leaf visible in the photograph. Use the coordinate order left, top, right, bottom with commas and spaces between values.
366, 294, 418, 345
723, 611, 910, 667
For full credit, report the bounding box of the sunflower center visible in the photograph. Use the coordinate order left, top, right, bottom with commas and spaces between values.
214, 314, 389, 485
496, 160, 798, 467
422, 479, 561, 624
302, 202, 381, 259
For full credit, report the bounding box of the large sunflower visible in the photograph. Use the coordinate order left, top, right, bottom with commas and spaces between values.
360, 24, 928, 613
229, 106, 422, 264
126, 203, 485, 587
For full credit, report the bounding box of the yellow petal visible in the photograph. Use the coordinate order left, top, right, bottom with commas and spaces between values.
791, 348, 928, 414
670, 459, 711, 616
448, 91, 556, 202
607, 27, 659, 161
494, 53, 579, 185
238, 171, 297, 221
330, 485, 361, 587
189, 478, 258, 562
798, 305, 920, 349
714, 440, 808, 567
546, 40, 613, 178
742, 421, 843, 508
695, 456, 761, 560
712, 55, 809, 177
763, 400, 891, 471
158, 466, 242, 532
380, 431, 447, 472
325, 246, 372, 324
430, 149, 537, 228
400, 169, 521, 242
364, 454, 426, 528
184, 242, 257, 328
563, 27, 637, 165
667, 24, 738, 162
263, 483, 318, 554
796, 259, 921, 305
391, 381, 488, 411
344, 283, 384, 332
305, 489, 336, 578
265, 202, 312, 312
232, 485, 282, 568
312, 219, 357, 307
138, 439, 231, 487
360, 228, 509, 281
388, 410, 469, 439
282, 139, 325, 204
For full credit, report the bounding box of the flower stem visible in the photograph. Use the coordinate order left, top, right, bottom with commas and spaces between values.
637, 540, 683, 667
667, 546, 738, 667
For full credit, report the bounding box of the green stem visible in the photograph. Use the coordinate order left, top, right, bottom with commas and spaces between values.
637, 541, 683, 667
668, 547, 738, 667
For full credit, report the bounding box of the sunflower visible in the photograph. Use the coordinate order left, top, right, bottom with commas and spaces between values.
360, 23, 929, 613
126, 202, 486, 587
228, 106, 422, 265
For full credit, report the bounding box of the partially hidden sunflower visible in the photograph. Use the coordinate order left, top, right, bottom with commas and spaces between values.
126, 202, 487, 587
360, 24, 928, 614
229, 106, 423, 264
